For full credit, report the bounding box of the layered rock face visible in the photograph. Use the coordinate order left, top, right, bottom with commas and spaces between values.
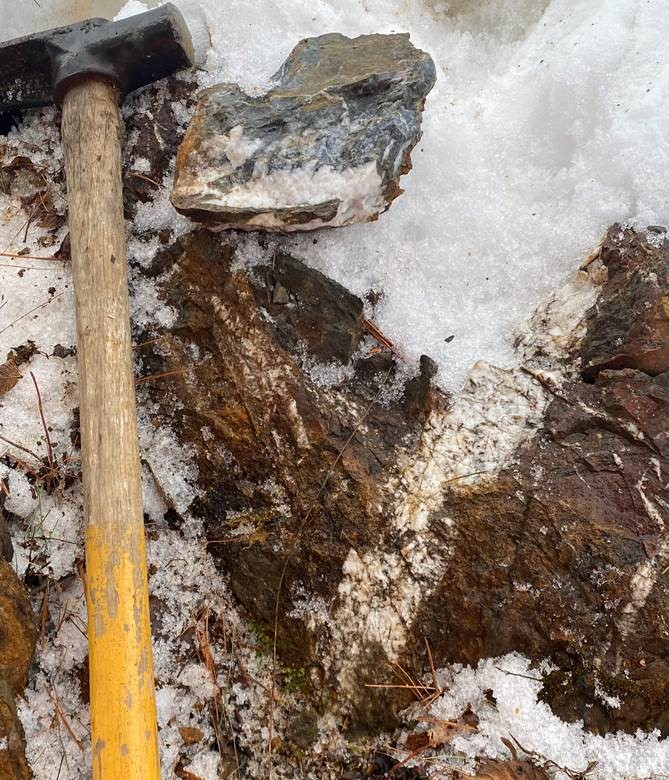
139, 222, 669, 739
139, 228, 444, 731
171, 33, 436, 231
581, 226, 669, 378
416, 228, 669, 736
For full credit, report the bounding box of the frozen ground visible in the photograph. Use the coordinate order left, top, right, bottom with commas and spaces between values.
0, 0, 668, 778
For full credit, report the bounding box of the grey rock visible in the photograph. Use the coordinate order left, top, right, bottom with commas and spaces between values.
171, 33, 436, 232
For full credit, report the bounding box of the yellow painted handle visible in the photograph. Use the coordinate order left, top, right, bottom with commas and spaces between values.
61, 78, 160, 779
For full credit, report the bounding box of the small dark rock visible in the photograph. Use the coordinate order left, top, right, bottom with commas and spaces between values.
368, 752, 427, 779
403, 354, 439, 420
272, 282, 289, 305
252, 252, 365, 364
0, 511, 12, 563
54, 232, 70, 262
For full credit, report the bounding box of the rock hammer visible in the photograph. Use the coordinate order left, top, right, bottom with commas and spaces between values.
0, 6, 194, 777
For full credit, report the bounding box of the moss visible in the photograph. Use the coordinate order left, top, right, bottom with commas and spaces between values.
281, 665, 307, 694
247, 620, 273, 656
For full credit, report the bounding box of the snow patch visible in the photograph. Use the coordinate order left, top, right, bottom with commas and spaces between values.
403, 654, 669, 780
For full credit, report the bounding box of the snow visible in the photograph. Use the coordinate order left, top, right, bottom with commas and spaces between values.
401, 654, 669, 779
7, 0, 665, 388
0, 0, 668, 777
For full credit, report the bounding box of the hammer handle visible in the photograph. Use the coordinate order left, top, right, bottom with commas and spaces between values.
61, 78, 160, 780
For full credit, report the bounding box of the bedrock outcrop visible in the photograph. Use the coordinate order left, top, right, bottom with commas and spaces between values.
137, 224, 669, 740
127, 80, 669, 738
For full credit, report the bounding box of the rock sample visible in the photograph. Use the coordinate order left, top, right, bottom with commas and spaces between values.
171, 33, 436, 231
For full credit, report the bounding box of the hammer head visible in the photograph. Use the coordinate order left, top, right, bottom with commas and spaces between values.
0, 4, 194, 112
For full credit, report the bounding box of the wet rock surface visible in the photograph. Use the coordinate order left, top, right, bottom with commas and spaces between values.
417, 367, 669, 735
140, 228, 444, 730
128, 76, 669, 741
138, 222, 669, 739
582, 225, 669, 378
171, 33, 436, 231
0, 557, 36, 777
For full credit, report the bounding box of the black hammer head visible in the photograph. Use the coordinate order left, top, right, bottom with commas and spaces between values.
0, 4, 194, 112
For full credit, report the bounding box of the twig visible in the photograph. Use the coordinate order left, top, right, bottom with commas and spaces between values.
509, 734, 599, 779
391, 661, 432, 700
364, 683, 437, 691
127, 171, 160, 187
425, 638, 442, 698
49, 687, 84, 752
2, 205, 37, 255
0, 251, 60, 261
494, 665, 543, 682
137, 367, 188, 385
267, 365, 393, 778
0, 262, 66, 272
38, 580, 50, 650
0, 291, 64, 337
363, 318, 398, 354
134, 334, 167, 349
30, 371, 55, 469
0, 432, 43, 463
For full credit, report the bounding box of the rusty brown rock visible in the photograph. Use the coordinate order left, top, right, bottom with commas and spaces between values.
0, 681, 30, 780
0, 559, 35, 694
0, 560, 35, 778
582, 226, 669, 379
140, 229, 443, 731
140, 224, 669, 740
416, 367, 669, 735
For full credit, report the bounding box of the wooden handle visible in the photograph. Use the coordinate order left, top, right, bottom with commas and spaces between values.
61, 78, 160, 780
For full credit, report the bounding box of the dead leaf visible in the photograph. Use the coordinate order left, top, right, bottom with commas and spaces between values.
461, 704, 480, 728
406, 732, 431, 751
407, 717, 478, 751
0, 359, 21, 395
178, 726, 204, 745
175, 769, 205, 780
472, 759, 550, 779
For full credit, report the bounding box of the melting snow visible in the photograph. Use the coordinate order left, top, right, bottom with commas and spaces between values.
402, 654, 669, 780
